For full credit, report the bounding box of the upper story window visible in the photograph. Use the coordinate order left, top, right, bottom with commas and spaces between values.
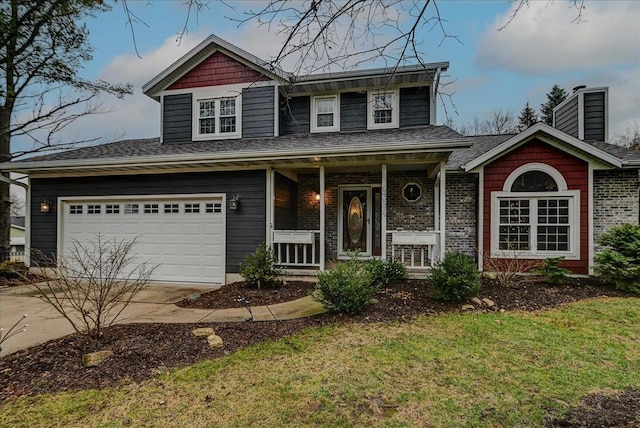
368, 90, 398, 130
192, 87, 242, 140
311, 95, 339, 133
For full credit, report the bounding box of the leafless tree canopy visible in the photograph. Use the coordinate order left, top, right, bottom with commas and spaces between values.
446, 109, 518, 136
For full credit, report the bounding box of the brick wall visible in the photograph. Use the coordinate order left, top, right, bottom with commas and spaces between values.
294, 170, 437, 260
445, 173, 478, 257
593, 169, 640, 249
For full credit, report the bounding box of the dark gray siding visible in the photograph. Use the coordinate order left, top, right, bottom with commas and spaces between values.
584, 91, 606, 141
554, 96, 579, 138
274, 173, 297, 230
242, 86, 275, 138
30, 170, 266, 274
280, 96, 310, 135
399, 87, 431, 127
340, 92, 367, 131
162, 94, 193, 143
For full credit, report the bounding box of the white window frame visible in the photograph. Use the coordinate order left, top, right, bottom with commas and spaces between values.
311, 95, 340, 133
490, 163, 580, 260
367, 89, 399, 130
192, 87, 242, 140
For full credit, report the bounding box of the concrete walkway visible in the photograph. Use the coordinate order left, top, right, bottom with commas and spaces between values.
0, 283, 326, 356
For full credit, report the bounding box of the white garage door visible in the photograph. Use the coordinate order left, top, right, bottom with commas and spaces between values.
61, 195, 225, 284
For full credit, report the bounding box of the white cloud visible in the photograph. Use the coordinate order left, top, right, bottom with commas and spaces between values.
58, 32, 207, 143
476, 1, 640, 74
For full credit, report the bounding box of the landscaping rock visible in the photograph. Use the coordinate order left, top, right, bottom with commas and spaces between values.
207, 334, 224, 349
482, 298, 495, 307
82, 350, 113, 367
461, 304, 475, 311
192, 327, 215, 338
470, 297, 482, 306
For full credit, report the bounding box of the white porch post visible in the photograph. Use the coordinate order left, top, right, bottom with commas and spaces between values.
319, 165, 326, 271
381, 164, 387, 260
266, 168, 274, 246
439, 161, 446, 260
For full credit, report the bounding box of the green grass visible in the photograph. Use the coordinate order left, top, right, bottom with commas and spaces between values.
1, 297, 639, 427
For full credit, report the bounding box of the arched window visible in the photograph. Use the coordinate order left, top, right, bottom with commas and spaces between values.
510, 171, 558, 192
491, 163, 579, 259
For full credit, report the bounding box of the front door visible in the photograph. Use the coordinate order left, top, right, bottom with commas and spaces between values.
340, 187, 381, 256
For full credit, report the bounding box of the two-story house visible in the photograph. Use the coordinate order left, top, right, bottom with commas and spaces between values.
4, 35, 639, 285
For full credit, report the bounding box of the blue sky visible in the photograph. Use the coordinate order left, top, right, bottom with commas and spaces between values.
19, 0, 640, 151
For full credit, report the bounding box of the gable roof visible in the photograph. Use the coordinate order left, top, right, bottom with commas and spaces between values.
5, 126, 472, 174
462, 123, 639, 171
142, 34, 291, 100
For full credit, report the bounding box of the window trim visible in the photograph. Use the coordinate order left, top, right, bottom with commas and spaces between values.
491, 190, 580, 260
367, 89, 399, 130
503, 163, 568, 192
192, 87, 242, 140
311, 95, 340, 133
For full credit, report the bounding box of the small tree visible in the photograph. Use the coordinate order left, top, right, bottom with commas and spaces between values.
540, 84, 568, 126
517, 102, 539, 131
28, 234, 157, 340
239, 242, 282, 289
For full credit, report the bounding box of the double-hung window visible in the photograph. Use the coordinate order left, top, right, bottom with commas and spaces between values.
368, 90, 398, 129
491, 164, 580, 259
193, 90, 241, 140
311, 95, 339, 132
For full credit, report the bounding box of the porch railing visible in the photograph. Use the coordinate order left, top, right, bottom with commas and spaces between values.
389, 231, 440, 269
272, 230, 321, 268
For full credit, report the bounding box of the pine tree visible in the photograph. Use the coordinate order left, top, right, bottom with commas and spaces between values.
517, 102, 539, 131
540, 84, 568, 126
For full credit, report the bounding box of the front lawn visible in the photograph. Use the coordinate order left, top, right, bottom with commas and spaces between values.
1, 297, 638, 427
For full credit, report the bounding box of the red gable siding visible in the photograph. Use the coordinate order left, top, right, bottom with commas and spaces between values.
482, 139, 589, 274
168, 51, 269, 90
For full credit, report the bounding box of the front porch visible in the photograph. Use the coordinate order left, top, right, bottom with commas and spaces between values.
266, 160, 449, 272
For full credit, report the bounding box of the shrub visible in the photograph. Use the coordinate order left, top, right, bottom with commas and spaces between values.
532, 257, 571, 284
28, 234, 157, 340
0, 261, 28, 280
595, 223, 640, 294
484, 253, 541, 288
364, 258, 407, 288
313, 253, 377, 314
429, 252, 481, 301
239, 242, 282, 289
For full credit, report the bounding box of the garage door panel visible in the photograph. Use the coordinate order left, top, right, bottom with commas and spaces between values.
62, 196, 225, 284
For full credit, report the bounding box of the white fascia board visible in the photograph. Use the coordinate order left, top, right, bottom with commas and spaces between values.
3, 139, 474, 174
463, 123, 622, 172
142, 34, 290, 98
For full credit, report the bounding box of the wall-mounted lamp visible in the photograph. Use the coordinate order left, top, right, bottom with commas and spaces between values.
315, 193, 321, 202
40, 199, 54, 213
229, 195, 240, 211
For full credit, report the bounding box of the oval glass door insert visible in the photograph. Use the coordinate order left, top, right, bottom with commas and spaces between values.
347, 196, 364, 243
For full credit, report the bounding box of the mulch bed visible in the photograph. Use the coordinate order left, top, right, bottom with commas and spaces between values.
1, 277, 638, 425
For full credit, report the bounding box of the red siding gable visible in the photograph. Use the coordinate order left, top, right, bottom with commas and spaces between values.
482, 139, 589, 274
168, 51, 269, 90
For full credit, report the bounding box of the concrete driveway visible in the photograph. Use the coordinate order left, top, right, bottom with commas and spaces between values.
0, 282, 326, 356
0, 283, 215, 356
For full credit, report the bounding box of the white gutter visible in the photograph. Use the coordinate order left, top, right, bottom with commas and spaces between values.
0, 174, 28, 189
